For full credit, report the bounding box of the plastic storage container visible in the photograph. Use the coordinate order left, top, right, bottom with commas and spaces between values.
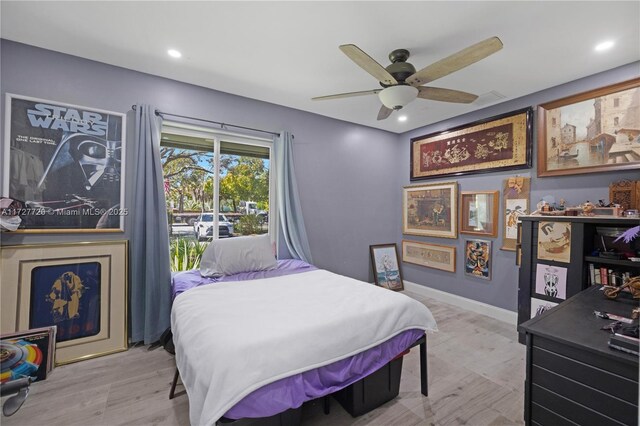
332, 356, 404, 417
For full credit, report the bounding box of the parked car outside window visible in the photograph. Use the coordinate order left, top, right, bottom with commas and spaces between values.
193, 213, 234, 241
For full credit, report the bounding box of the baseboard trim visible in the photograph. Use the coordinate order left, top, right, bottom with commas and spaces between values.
404, 281, 517, 325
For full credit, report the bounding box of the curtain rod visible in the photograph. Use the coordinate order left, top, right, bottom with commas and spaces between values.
131, 105, 281, 137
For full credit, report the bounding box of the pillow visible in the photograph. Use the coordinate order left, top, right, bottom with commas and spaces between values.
200, 234, 277, 277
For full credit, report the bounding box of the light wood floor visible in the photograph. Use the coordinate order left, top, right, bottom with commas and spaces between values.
1, 290, 525, 426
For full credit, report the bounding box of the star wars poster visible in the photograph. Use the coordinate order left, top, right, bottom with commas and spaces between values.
4, 94, 126, 231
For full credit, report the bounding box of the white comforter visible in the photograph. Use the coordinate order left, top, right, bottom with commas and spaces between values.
171, 269, 437, 426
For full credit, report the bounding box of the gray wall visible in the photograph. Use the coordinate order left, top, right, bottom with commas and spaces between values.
0, 39, 399, 281
397, 61, 640, 311
1, 40, 638, 312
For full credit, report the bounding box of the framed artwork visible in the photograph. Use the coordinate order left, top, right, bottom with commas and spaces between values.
530, 298, 558, 319
1, 241, 128, 365
502, 176, 530, 251
403, 181, 457, 238
369, 244, 404, 291
535, 264, 568, 300
0, 326, 56, 383
537, 78, 640, 177
537, 222, 571, 263
3, 94, 127, 233
459, 191, 499, 237
464, 239, 492, 280
402, 240, 456, 273
410, 107, 532, 180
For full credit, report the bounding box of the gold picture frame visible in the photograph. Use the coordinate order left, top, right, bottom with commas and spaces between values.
403, 181, 457, 239
1, 240, 128, 365
459, 191, 499, 237
410, 108, 532, 180
402, 240, 456, 273
537, 78, 640, 177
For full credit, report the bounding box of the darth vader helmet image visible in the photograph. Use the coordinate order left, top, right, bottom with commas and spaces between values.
38, 133, 121, 191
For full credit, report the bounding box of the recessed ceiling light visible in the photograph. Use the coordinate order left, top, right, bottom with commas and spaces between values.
594, 40, 614, 52
167, 49, 182, 58
398, 115, 408, 122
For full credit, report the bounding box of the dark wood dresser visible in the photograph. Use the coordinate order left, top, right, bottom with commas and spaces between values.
519, 286, 639, 426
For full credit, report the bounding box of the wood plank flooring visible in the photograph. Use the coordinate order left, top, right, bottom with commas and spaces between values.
1, 290, 525, 425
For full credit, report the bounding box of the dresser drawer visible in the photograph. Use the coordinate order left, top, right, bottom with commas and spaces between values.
531, 384, 632, 426
531, 402, 578, 426
532, 365, 637, 425
534, 336, 637, 380
531, 346, 638, 404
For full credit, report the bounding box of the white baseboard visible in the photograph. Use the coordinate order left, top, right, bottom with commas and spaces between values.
404, 281, 517, 325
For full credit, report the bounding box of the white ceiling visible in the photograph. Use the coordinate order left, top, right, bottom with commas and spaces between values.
1, 1, 639, 134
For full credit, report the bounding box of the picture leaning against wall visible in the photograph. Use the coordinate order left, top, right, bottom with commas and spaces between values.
3, 94, 126, 232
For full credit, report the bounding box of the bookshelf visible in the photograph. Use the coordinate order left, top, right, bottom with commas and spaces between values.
517, 216, 639, 343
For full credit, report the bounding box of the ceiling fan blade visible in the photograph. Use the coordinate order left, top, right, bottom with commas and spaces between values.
339, 44, 398, 86
406, 37, 503, 86
418, 86, 478, 103
312, 89, 381, 101
377, 105, 393, 121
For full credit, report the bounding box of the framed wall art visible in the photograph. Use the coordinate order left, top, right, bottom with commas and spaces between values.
535, 264, 568, 300
0, 240, 128, 365
403, 181, 457, 238
459, 191, 499, 237
369, 243, 403, 291
537, 221, 571, 263
537, 78, 640, 177
410, 108, 532, 180
502, 176, 530, 251
464, 239, 492, 280
3, 94, 126, 233
402, 240, 456, 273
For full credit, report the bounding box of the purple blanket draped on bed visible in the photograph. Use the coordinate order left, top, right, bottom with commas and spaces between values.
172, 259, 424, 420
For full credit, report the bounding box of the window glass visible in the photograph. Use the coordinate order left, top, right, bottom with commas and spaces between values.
160, 126, 273, 272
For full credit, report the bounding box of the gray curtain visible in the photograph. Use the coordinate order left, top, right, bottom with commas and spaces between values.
129, 105, 172, 344
275, 131, 313, 263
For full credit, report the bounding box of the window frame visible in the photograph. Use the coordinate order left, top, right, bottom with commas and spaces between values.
161, 121, 277, 242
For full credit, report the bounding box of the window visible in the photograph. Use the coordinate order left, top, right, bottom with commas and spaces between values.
614, 116, 619, 126
613, 98, 620, 107
160, 123, 274, 270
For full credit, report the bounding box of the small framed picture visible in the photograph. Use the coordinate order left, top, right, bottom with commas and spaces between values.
370, 244, 404, 291
459, 191, 499, 237
464, 239, 492, 280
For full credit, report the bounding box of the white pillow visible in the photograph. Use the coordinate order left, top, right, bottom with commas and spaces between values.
200, 234, 277, 277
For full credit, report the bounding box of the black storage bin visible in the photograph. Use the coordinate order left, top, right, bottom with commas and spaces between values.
333, 356, 404, 417
220, 406, 302, 426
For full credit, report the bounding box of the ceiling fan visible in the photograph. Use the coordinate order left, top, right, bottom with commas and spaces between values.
312, 37, 503, 120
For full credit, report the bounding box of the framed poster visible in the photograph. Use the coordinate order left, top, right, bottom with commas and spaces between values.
460, 191, 499, 237
535, 264, 568, 300
1, 241, 128, 365
369, 244, 403, 291
537, 78, 640, 177
403, 181, 457, 238
530, 298, 558, 319
402, 240, 456, 273
464, 239, 492, 280
502, 176, 530, 251
3, 94, 126, 232
537, 222, 571, 263
410, 108, 532, 180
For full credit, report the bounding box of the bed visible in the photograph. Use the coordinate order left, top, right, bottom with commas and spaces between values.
170, 236, 437, 426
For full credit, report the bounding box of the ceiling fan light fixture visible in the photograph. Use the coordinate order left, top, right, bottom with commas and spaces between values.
378, 85, 418, 110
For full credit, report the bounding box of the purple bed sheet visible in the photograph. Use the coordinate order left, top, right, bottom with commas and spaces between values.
171, 258, 317, 299
172, 260, 425, 420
